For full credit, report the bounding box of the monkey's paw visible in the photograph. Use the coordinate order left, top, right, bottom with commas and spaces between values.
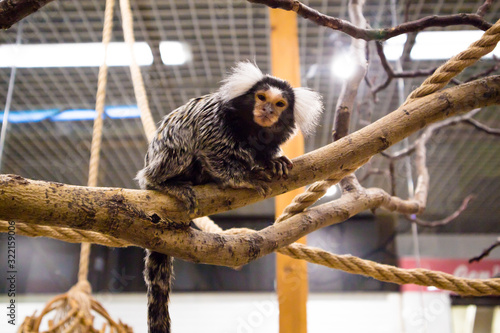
251, 165, 273, 182
252, 181, 272, 197
268, 155, 293, 179
227, 178, 272, 197
160, 183, 200, 216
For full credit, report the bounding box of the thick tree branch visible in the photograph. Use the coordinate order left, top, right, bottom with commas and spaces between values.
1, 76, 499, 266
0, 0, 55, 29
248, 0, 492, 41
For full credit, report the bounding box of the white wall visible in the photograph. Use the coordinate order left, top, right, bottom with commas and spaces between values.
0, 292, 453, 333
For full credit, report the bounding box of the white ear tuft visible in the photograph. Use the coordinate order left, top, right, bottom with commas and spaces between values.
293, 87, 324, 136
217, 61, 265, 101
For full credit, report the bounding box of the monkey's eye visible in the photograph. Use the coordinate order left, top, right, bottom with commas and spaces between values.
276, 101, 286, 107
256, 94, 266, 101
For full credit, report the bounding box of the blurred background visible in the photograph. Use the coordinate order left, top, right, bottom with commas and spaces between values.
0, 0, 500, 332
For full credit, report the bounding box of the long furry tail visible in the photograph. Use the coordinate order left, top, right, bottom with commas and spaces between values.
144, 250, 174, 333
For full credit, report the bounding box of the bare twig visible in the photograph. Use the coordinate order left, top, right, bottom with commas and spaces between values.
469, 237, 500, 263
0, 0, 55, 29
403, 0, 414, 23
389, 160, 396, 196
476, 0, 493, 17
450, 57, 500, 85
400, 32, 417, 63
406, 194, 475, 227
371, 42, 437, 97
382, 109, 483, 160
465, 56, 500, 82
464, 118, 500, 135
248, 0, 492, 41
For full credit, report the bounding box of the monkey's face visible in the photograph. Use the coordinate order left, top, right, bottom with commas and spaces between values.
253, 88, 289, 127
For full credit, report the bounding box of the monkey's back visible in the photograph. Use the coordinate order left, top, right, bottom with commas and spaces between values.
138, 93, 235, 189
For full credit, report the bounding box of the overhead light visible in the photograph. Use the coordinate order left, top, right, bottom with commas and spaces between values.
331, 52, 357, 79
383, 30, 500, 60
0, 109, 58, 123
159, 41, 191, 65
105, 105, 141, 119
0, 106, 141, 123
0, 42, 153, 68
51, 109, 96, 121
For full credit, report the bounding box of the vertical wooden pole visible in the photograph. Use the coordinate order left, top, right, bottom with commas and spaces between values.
269, 8, 308, 333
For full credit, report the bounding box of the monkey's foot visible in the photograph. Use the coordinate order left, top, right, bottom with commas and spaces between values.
268, 155, 293, 179
158, 183, 199, 216
251, 165, 273, 182
226, 178, 272, 197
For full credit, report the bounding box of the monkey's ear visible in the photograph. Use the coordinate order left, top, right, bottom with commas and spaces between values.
293, 87, 324, 136
218, 61, 265, 102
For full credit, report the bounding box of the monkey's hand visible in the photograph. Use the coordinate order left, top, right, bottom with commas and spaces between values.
267, 155, 293, 179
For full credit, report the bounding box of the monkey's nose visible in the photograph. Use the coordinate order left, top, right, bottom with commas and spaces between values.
263, 104, 274, 114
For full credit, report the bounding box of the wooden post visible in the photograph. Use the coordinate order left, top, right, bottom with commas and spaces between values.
269, 8, 309, 333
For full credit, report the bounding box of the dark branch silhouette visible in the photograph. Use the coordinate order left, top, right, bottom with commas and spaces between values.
469, 237, 500, 263
248, 0, 492, 41
0, 0, 55, 29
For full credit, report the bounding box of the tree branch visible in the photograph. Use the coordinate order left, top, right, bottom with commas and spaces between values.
1, 76, 499, 266
406, 194, 475, 227
464, 117, 500, 135
476, 0, 493, 17
247, 0, 492, 41
469, 237, 500, 263
333, 0, 367, 141
382, 109, 483, 160
0, 0, 55, 29
371, 41, 438, 98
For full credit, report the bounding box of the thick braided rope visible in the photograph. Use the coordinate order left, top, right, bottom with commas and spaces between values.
5, 218, 500, 296
405, 18, 500, 103
76, 0, 116, 285
119, 0, 157, 143
275, 178, 337, 223
0, 220, 132, 247
279, 243, 500, 296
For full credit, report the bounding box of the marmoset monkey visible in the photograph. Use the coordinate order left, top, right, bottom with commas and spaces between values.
136, 62, 323, 333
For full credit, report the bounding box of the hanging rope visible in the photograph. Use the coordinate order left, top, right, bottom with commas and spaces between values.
119, 0, 157, 143
18, 0, 132, 331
